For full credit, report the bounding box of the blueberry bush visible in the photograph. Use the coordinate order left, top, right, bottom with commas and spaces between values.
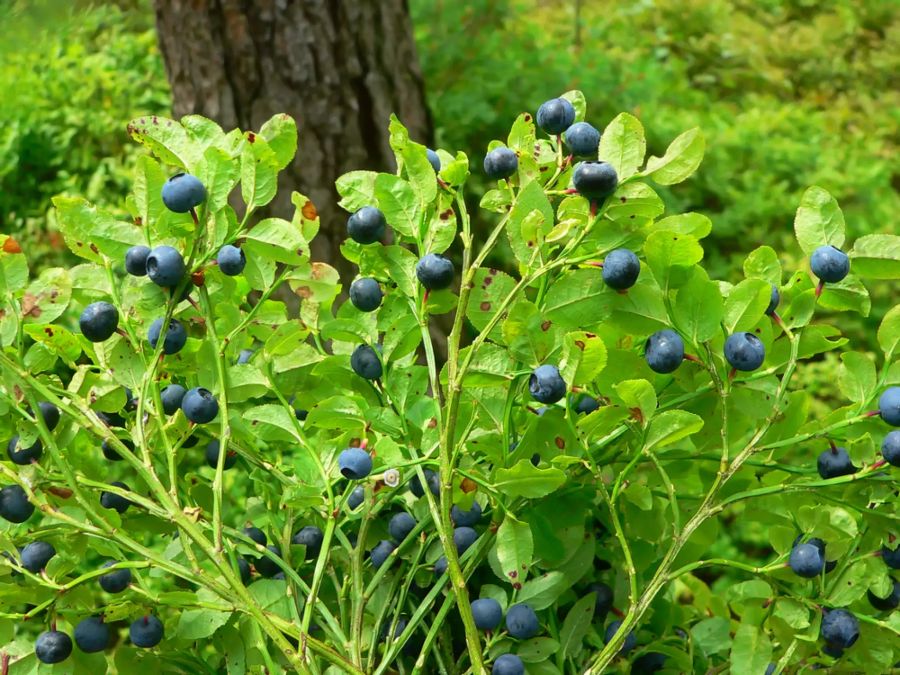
0, 92, 898, 673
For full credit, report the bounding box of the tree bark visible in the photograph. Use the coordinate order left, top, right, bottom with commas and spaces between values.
152, 0, 432, 268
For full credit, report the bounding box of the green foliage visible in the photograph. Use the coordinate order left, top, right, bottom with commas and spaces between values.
0, 91, 898, 673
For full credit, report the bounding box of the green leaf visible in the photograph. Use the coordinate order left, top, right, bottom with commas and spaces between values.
564, 331, 608, 385
388, 115, 437, 208
743, 246, 782, 285
651, 212, 712, 239
773, 598, 809, 629
176, 608, 232, 640
22, 325, 80, 364
560, 90, 586, 123
793, 186, 846, 255
516, 571, 569, 610
21, 268, 71, 325
492, 460, 566, 499
242, 404, 301, 442
849, 234, 900, 279
132, 155, 167, 231
598, 112, 645, 180
516, 637, 561, 663
466, 267, 517, 334
501, 300, 559, 365
644, 230, 704, 290
644, 127, 705, 185
672, 268, 723, 343
507, 180, 554, 266
53, 197, 143, 263
644, 410, 704, 451
200, 146, 241, 214
729, 624, 772, 675
614, 379, 656, 421
244, 218, 306, 264
126, 115, 199, 170
495, 515, 533, 586
817, 274, 870, 316
559, 593, 595, 658
837, 352, 876, 403
691, 617, 731, 656
542, 269, 614, 328
336, 171, 378, 212
374, 174, 419, 238
724, 278, 771, 333
605, 182, 665, 222
306, 396, 365, 432
241, 134, 279, 210
258, 113, 298, 170
877, 304, 900, 357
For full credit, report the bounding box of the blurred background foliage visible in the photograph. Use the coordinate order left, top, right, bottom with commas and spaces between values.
0, 0, 897, 362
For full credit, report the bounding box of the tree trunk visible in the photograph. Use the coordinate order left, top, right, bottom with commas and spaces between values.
152, 0, 432, 268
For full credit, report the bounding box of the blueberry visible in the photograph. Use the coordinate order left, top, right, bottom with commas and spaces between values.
427, 149, 441, 173
817, 446, 857, 479
338, 447, 372, 480
505, 603, 539, 639
347, 485, 365, 510
868, 579, 900, 611
810, 245, 850, 283
0, 484, 33, 523
100, 481, 131, 514
645, 329, 685, 374
451, 501, 482, 527
295, 408, 308, 421
820, 608, 859, 649
602, 248, 641, 290
243, 526, 267, 547
471, 597, 502, 630
434, 556, 448, 575
99, 561, 132, 593
205, 439, 236, 469
492, 653, 524, 675
160, 384, 187, 415
409, 469, 440, 498
349, 277, 383, 312
632, 652, 666, 674
347, 206, 386, 245
370, 540, 396, 568
255, 545, 283, 577
236, 557, 251, 584
217, 244, 246, 276
529, 364, 566, 404
564, 121, 601, 157
292, 526, 324, 557
766, 284, 780, 316
37, 402, 60, 431
879, 387, 900, 426
235, 348, 254, 364
484, 147, 518, 180
453, 526, 478, 555
74, 616, 110, 653
388, 512, 417, 542
822, 642, 844, 659
161, 173, 206, 213
764, 665, 776, 675
589, 581, 615, 618
350, 345, 383, 380
182, 387, 219, 424
573, 394, 600, 415
789, 542, 825, 578
148, 318, 187, 355
97, 410, 126, 428
21, 541, 56, 573
416, 253, 455, 291
7, 435, 42, 464
573, 161, 618, 201
882, 544, 900, 569
536, 97, 576, 135
146, 245, 186, 287
604, 619, 636, 654
79, 301, 119, 342
125, 245, 151, 276
129, 614, 164, 648
724, 332, 765, 371
102, 438, 131, 461
883, 431, 900, 466
35, 630, 72, 664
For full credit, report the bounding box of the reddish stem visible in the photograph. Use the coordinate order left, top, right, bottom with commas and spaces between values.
866, 410, 881, 418
683, 354, 702, 364
189, 208, 199, 226
590, 201, 598, 218
815, 280, 825, 298
829, 439, 838, 453
2, 652, 8, 675
728, 367, 737, 381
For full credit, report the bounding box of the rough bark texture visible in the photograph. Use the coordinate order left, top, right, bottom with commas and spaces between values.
152, 0, 432, 268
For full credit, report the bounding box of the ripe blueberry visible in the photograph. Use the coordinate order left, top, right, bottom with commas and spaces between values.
602, 248, 640, 290
868, 578, 900, 611
237, 557, 251, 584
529, 364, 566, 404
255, 545, 283, 577
349, 277, 383, 312
182, 388, 219, 424
434, 556, 448, 575
810, 245, 850, 283
347, 206, 386, 245
632, 652, 666, 674
148, 318, 187, 355
820, 608, 859, 649
205, 440, 236, 469
471, 597, 502, 630
237, 349, 254, 364
100, 481, 131, 514
130, 614, 164, 648
645, 329, 685, 373
125, 245, 151, 277
817, 446, 857, 479
416, 253, 455, 291
879, 387, 900, 426
292, 526, 324, 557
102, 438, 131, 461
350, 344, 383, 380
883, 431, 900, 466
789, 542, 825, 578
338, 447, 372, 480
161, 173, 206, 213
347, 485, 365, 510
573, 161, 618, 201
388, 512, 416, 542
536, 97, 576, 135
146, 245, 186, 287
74, 616, 110, 653
724, 332, 765, 371
35, 630, 72, 664
766, 284, 780, 316
564, 121, 600, 157
453, 526, 478, 555
217, 244, 246, 276
243, 526, 267, 547
7, 436, 42, 465
492, 653, 524, 675
36, 401, 60, 431
370, 540, 396, 568
99, 561, 132, 593
427, 149, 441, 173
573, 394, 600, 415
21, 541, 56, 573
882, 544, 900, 569
0, 484, 34, 523
483, 147, 518, 180
451, 501, 482, 527
589, 581, 615, 618
410, 469, 440, 498
604, 619, 636, 654
79, 301, 119, 342
160, 384, 187, 415
505, 603, 539, 639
